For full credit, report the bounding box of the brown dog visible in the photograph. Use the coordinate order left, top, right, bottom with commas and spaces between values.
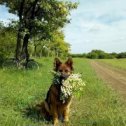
39, 58, 73, 125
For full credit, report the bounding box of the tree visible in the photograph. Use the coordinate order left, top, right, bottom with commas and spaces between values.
32, 30, 70, 57
117, 52, 126, 58
0, 22, 4, 29
86, 50, 110, 59
48, 31, 70, 57
0, 0, 77, 66
0, 22, 16, 65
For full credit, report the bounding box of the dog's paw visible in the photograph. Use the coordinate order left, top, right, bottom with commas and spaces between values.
63, 121, 70, 126
53, 118, 59, 126
64, 116, 69, 122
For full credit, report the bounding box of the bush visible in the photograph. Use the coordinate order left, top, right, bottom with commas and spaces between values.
117, 52, 126, 58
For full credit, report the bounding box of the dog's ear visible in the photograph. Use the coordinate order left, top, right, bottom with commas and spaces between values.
65, 57, 73, 71
54, 58, 62, 71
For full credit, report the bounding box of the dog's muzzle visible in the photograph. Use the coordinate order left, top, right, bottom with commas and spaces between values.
60, 74, 69, 80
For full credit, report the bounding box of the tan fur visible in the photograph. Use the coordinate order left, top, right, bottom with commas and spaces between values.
41, 58, 73, 125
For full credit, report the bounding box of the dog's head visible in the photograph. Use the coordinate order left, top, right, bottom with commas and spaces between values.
54, 57, 73, 80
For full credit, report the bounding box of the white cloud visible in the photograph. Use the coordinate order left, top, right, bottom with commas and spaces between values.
64, 0, 126, 53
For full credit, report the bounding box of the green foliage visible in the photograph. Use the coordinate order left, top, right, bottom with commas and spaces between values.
0, 22, 4, 29
109, 52, 118, 58
49, 31, 70, 57
117, 52, 126, 58
0, 22, 16, 65
32, 31, 70, 57
71, 50, 126, 59
87, 50, 110, 59
28, 42, 35, 57
70, 53, 87, 58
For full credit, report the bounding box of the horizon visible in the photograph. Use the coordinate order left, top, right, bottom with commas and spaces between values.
0, 0, 126, 53
70, 49, 126, 54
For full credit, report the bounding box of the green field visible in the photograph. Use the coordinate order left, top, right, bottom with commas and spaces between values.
98, 59, 126, 70
0, 58, 126, 126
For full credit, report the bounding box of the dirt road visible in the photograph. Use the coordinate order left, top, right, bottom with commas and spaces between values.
90, 61, 126, 98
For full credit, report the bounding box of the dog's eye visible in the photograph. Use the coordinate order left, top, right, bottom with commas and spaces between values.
65, 70, 68, 72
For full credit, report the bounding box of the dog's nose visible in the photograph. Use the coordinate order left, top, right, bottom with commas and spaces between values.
61, 74, 69, 80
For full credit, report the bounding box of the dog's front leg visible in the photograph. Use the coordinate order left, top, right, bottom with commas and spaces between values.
63, 107, 70, 122
51, 106, 58, 125
53, 110, 58, 126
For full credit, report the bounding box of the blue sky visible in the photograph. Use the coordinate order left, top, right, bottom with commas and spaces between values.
0, 5, 18, 24
0, 0, 126, 53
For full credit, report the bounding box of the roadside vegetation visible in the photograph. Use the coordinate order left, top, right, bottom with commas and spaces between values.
97, 59, 126, 70
71, 50, 126, 59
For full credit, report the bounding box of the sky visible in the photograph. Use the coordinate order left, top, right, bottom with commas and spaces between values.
0, 0, 126, 53
64, 0, 126, 53
0, 5, 18, 25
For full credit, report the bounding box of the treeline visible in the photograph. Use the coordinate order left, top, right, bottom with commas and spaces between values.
0, 22, 70, 65
70, 50, 126, 59
0, 22, 16, 64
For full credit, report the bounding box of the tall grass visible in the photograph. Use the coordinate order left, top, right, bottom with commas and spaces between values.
0, 58, 126, 126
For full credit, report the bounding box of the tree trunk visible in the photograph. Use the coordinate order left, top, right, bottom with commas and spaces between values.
22, 0, 39, 61
34, 45, 37, 57
16, 0, 39, 65
15, 0, 25, 60
15, 28, 22, 60
22, 33, 30, 68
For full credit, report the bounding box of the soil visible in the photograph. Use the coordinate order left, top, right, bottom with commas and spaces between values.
90, 60, 126, 99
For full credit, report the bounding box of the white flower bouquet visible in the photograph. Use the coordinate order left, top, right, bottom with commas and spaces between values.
60, 73, 86, 102
51, 71, 86, 103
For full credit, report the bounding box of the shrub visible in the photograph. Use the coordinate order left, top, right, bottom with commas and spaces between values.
117, 52, 126, 58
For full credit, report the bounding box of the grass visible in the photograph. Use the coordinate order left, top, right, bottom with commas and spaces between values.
97, 58, 126, 70
0, 58, 126, 126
